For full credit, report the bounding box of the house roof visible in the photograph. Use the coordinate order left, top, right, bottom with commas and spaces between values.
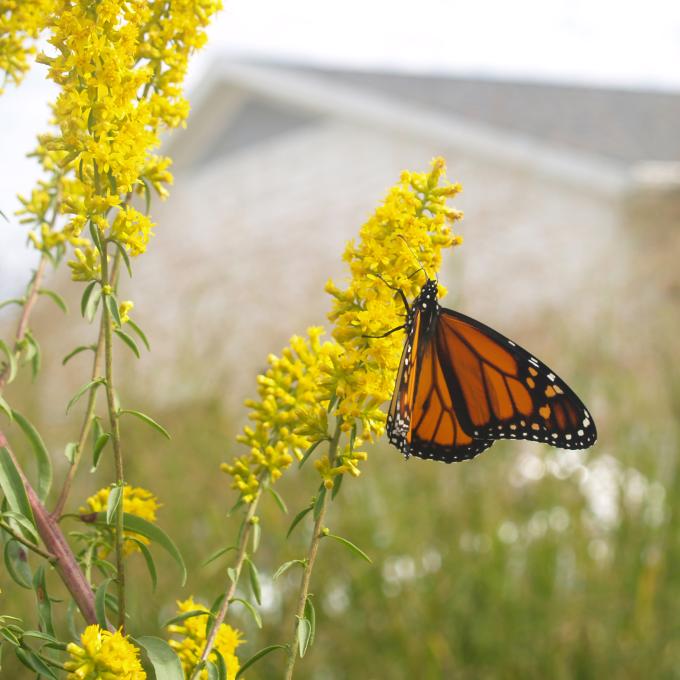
269, 64, 680, 167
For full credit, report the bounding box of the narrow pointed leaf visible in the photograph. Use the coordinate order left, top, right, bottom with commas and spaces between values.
119, 409, 170, 439
14, 647, 57, 679
106, 484, 122, 525
106, 294, 121, 327
33, 565, 55, 636
0, 339, 17, 384
0, 447, 34, 528
66, 379, 103, 414
162, 609, 211, 628
95, 578, 113, 629
0, 395, 12, 421
235, 645, 288, 678
62, 345, 94, 366
114, 329, 140, 358
297, 617, 312, 658
11, 411, 52, 502
325, 533, 372, 564
267, 486, 288, 514
230, 597, 262, 628
201, 545, 236, 567
38, 289, 68, 313
128, 537, 157, 591
4, 540, 33, 589
126, 319, 150, 350
245, 557, 262, 605
286, 504, 313, 539
304, 596, 316, 648
272, 559, 305, 581
91, 433, 110, 472
298, 440, 321, 469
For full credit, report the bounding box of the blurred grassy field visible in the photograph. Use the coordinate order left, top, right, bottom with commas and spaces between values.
2, 284, 679, 679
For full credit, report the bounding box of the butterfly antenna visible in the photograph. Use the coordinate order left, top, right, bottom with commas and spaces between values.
398, 235, 433, 280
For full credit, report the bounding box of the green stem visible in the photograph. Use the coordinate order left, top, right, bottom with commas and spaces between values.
100, 248, 126, 631
0, 520, 55, 561
189, 485, 263, 680
283, 422, 342, 680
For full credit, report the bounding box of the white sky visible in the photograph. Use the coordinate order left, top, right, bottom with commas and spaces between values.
2, 0, 680, 294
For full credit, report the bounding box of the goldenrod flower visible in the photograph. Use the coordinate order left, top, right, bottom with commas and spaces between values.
119, 301, 134, 324
65, 624, 145, 679
167, 598, 243, 680
323, 157, 463, 472
0, 0, 53, 93
81, 485, 160, 556
223, 159, 464, 496
18, 0, 221, 274
222, 327, 343, 500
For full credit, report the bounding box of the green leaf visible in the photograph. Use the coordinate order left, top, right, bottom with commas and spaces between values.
126, 319, 150, 351
94, 578, 113, 629
62, 344, 94, 366
0, 298, 23, 311
119, 409, 170, 439
0, 395, 12, 422
267, 486, 288, 514
91, 433, 110, 472
112, 241, 132, 278
212, 649, 228, 680
230, 597, 262, 628
135, 636, 184, 680
33, 565, 55, 636
162, 609, 211, 628
0, 339, 17, 384
14, 646, 58, 679
252, 521, 261, 553
304, 596, 316, 648
349, 423, 357, 452
128, 537, 157, 591
26, 332, 41, 379
272, 559, 305, 581
325, 533, 372, 564
286, 504, 313, 539
11, 411, 52, 502
235, 646, 288, 678
3, 540, 33, 589
141, 177, 152, 214
114, 329, 140, 358
90, 512, 186, 585
89, 220, 105, 258
38, 289, 68, 314
313, 486, 326, 521
245, 557, 262, 605
326, 394, 338, 413
106, 484, 122, 525
0, 208, 7, 222
66, 378, 104, 414
297, 616, 312, 658
331, 472, 343, 499
106, 293, 121, 327
201, 545, 236, 567
298, 440, 322, 469
2, 510, 39, 544
81, 281, 98, 319
227, 567, 236, 584
0, 447, 34, 528
64, 442, 78, 465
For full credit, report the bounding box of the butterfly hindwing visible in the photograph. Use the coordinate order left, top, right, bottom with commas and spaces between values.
436, 308, 597, 449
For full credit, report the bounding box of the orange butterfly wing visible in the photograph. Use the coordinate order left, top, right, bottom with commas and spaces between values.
386, 280, 597, 463
436, 309, 597, 449
387, 307, 495, 463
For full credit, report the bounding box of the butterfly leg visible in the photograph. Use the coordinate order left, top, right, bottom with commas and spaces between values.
363, 324, 406, 339
372, 273, 410, 314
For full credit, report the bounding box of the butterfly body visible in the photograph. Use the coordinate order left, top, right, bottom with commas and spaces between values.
386, 280, 597, 463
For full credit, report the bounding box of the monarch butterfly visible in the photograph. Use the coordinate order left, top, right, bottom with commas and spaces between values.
384, 279, 597, 463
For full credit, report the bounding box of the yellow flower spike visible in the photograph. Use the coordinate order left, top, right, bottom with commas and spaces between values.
81, 485, 160, 556
119, 300, 134, 324
64, 624, 145, 679
167, 598, 243, 680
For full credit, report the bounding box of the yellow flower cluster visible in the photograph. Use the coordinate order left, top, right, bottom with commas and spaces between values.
325, 157, 463, 445
223, 159, 463, 497
82, 485, 160, 556
222, 327, 343, 502
167, 598, 243, 680
0, 0, 53, 93
65, 624, 145, 680
16, 0, 221, 278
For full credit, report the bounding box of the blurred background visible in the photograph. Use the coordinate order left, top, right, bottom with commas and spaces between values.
1, 1, 680, 678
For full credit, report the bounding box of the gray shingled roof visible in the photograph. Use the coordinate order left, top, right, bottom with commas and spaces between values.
268, 63, 680, 166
